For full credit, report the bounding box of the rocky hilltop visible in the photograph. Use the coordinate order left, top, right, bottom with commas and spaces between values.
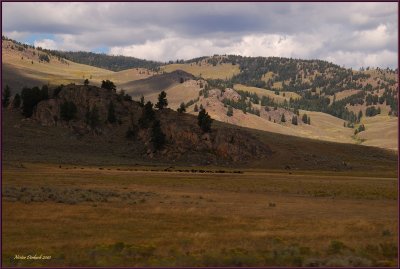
32, 84, 271, 164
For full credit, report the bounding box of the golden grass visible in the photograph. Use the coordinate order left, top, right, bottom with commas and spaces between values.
357, 115, 398, 151
234, 84, 300, 103
2, 42, 156, 91
2, 163, 398, 267
161, 63, 240, 80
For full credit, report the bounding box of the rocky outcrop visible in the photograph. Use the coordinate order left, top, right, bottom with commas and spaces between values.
32, 84, 272, 164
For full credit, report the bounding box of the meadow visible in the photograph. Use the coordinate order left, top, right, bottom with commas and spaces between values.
2, 163, 398, 267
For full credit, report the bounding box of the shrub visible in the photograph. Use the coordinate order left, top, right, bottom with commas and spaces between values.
328, 240, 346, 254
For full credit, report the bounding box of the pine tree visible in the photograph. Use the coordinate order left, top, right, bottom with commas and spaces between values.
107, 101, 116, 123
302, 114, 308, 124
138, 101, 155, 128
13, 93, 21, 108
194, 104, 199, 112
139, 95, 145, 107
2, 85, 11, 107
155, 91, 168, 110
197, 109, 212, 133
227, 106, 233, 117
84, 79, 89, 86
291, 116, 298, 125
151, 120, 166, 150
177, 102, 186, 113
85, 105, 100, 128
60, 101, 77, 122
281, 113, 286, 122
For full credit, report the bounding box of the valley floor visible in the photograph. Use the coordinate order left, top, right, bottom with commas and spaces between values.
2, 163, 398, 267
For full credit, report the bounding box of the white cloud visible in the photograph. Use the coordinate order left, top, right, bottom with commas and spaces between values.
325, 50, 397, 69
3, 2, 398, 68
34, 39, 57, 50
109, 34, 324, 62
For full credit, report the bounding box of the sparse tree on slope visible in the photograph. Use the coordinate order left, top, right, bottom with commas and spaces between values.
155, 91, 168, 110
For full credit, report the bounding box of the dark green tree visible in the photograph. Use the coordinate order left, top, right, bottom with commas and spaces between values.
227, 106, 233, 117
139, 95, 145, 107
281, 113, 286, 122
197, 109, 213, 133
2, 85, 11, 107
85, 105, 100, 128
291, 115, 298, 125
60, 101, 77, 122
107, 101, 116, 123
84, 79, 90, 86
21, 87, 47, 117
101, 80, 116, 91
177, 102, 186, 113
13, 93, 21, 108
155, 91, 168, 110
151, 120, 166, 150
194, 104, 199, 112
138, 101, 155, 128
302, 113, 308, 124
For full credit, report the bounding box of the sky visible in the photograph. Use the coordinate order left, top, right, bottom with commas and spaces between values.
2, 2, 398, 69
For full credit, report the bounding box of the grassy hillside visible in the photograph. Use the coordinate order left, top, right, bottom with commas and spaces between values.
2, 40, 157, 93
161, 62, 240, 80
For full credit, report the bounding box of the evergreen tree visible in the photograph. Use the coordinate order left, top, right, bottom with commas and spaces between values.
227, 106, 233, 117
2, 85, 11, 107
155, 91, 168, 109
84, 79, 89, 86
107, 101, 116, 123
194, 104, 199, 112
139, 95, 145, 107
200, 104, 204, 110
138, 101, 155, 128
302, 113, 308, 124
60, 101, 77, 122
307, 116, 311, 125
21, 87, 47, 117
85, 105, 100, 128
101, 80, 116, 91
197, 109, 213, 133
291, 115, 298, 125
13, 93, 21, 108
151, 120, 166, 150
177, 102, 186, 113
281, 113, 286, 122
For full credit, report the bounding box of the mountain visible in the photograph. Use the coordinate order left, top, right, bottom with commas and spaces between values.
2, 38, 398, 151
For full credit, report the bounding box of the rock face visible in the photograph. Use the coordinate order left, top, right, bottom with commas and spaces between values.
32, 84, 272, 164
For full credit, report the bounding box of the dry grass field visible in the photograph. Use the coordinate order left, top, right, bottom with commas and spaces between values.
161, 63, 240, 80
2, 163, 398, 267
2, 40, 156, 92
233, 84, 301, 103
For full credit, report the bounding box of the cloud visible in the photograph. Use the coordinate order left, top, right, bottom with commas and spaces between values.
2, 2, 398, 68
34, 39, 57, 50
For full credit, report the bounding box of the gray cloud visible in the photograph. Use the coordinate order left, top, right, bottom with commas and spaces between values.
2, 2, 398, 69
